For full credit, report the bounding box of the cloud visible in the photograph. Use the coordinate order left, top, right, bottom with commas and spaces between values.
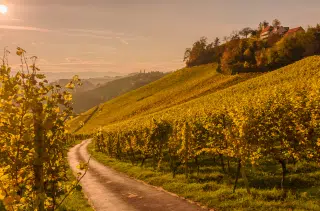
27, 41, 45, 45
0, 19, 147, 47
81, 51, 96, 55
62, 30, 137, 44
66, 28, 125, 36
132, 60, 184, 72
38, 58, 49, 64
10, 18, 24, 22
64, 57, 83, 63
12, 0, 176, 7
68, 29, 138, 45
42, 57, 114, 67
0, 24, 137, 44
117, 37, 129, 45
60, 31, 113, 40
0, 25, 52, 32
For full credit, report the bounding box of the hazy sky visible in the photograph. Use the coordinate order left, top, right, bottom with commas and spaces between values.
1, 0, 320, 73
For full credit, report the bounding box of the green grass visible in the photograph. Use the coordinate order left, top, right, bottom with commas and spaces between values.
88, 142, 320, 211
70, 63, 260, 133
58, 139, 94, 211
57, 169, 93, 211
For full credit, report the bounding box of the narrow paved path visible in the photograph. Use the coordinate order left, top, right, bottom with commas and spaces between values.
68, 140, 206, 211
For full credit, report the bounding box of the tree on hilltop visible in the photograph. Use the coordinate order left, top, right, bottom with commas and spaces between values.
183, 37, 208, 67
223, 36, 229, 43
214, 37, 220, 47
239, 27, 253, 38
259, 20, 269, 30
230, 30, 240, 40
272, 19, 281, 28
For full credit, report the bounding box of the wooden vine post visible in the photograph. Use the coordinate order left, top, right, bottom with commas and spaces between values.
33, 102, 45, 211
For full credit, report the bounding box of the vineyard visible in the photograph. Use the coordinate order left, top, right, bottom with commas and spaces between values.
87, 56, 320, 210
0, 49, 92, 211
2, 47, 320, 210
69, 63, 260, 133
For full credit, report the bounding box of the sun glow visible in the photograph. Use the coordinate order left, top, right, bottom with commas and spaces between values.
0, 5, 8, 14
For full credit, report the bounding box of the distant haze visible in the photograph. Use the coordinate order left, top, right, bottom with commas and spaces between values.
1, 0, 320, 73
42, 71, 124, 82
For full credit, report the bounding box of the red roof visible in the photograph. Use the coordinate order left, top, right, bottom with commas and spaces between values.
261, 26, 273, 34
285, 27, 305, 35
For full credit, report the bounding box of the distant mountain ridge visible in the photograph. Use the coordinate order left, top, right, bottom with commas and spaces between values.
72, 71, 166, 113
42, 71, 124, 82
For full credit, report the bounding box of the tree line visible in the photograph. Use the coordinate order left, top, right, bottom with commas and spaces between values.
183, 19, 320, 74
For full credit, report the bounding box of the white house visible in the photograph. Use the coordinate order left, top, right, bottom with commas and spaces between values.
260, 26, 273, 40
260, 26, 289, 40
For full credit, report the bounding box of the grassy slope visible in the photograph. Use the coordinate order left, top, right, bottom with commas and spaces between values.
73, 56, 320, 134
155, 55, 320, 119
103, 56, 320, 132
72, 72, 166, 113
71, 63, 259, 133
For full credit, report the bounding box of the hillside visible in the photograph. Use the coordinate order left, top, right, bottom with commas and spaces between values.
70, 56, 320, 134
52, 79, 97, 93
51, 74, 126, 93
68, 55, 320, 211
69, 63, 260, 132
85, 76, 123, 86
72, 72, 166, 113
86, 56, 320, 211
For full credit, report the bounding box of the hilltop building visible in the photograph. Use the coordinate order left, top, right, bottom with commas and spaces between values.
260, 26, 289, 40
284, 27, 305, 36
